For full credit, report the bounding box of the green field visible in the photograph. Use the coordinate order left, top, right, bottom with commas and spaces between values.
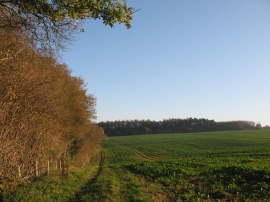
7, 130, 270, 201
84, 129, 270, 201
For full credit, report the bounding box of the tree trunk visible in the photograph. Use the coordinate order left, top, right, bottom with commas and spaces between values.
47, 160, 50, 174
18, 164, 22, 178
55, 160, 58, 170
59, 160, 62, 170
35, 160, 39, 177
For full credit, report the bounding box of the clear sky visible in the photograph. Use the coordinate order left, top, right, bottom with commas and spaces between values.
62, 0, 270, 126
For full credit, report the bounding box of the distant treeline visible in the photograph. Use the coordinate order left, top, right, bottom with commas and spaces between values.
99, 118, 262, 136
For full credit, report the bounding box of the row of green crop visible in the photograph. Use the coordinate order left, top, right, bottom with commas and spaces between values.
104, 130, 270, 201
124, 158, 270, 201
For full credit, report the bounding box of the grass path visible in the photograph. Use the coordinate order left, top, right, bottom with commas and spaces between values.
4, 166, 99, 202
68, 150, 150, 202
4, 149, 151, 202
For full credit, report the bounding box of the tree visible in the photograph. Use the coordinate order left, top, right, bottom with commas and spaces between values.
256, 123, 262, 129
0, 28, 105, 186
0, 0, 125, 190
98, 119, 257, 136
0, 0, 134, 53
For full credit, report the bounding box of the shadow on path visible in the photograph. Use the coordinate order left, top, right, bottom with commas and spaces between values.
67, 150, 105, 202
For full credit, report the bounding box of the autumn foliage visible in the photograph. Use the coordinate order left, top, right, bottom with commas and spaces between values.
0, 28, 105, 189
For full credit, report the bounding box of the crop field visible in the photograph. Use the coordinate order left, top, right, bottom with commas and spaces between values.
68, 129, 270, 201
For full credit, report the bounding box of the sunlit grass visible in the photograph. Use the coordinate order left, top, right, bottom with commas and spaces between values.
4, 166, 98, 202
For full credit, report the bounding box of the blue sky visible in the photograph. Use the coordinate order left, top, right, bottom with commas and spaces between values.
63, 0, 270, 126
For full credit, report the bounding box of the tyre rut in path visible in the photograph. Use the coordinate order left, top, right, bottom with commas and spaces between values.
67, 149, 150, 202
67, 150, 105, 202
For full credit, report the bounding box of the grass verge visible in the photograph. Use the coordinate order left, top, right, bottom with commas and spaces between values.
2, 166, 98, 202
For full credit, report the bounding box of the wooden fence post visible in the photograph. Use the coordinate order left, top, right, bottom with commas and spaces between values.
35, 160, 39, 177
